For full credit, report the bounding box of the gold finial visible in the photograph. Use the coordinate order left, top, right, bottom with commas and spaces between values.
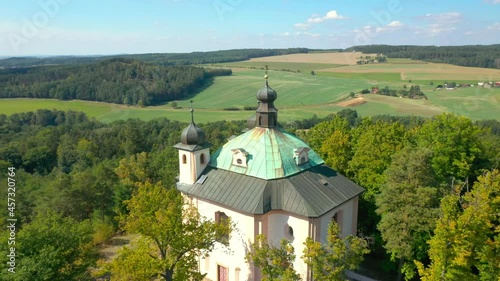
264, 74, 268, 80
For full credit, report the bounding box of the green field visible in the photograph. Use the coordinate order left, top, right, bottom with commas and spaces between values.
316, 72, 402, 82
2, 55, 500, 123
174, 69, 373, 109
210, 61, 343, 73
426, 87, 500, 120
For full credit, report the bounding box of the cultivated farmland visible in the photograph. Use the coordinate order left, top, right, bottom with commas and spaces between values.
248, 52, 377, 65
2, 52, 500, 122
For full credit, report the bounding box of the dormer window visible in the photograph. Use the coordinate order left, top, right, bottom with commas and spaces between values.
294, 147, 310, 165
231, 148, 249, 167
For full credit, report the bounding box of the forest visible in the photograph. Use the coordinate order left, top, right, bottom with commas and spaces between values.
0, 108, 499, 280
0, 59, 232, 106
0, 48, 310, 68
346, 44, 500, 68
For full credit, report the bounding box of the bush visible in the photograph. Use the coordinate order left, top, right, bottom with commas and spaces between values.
243, 106, 257, 111
223, 107, 241, 111
92, 219, 116, 245
360, 89, 371, 94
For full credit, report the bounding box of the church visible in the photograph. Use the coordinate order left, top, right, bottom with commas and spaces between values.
174, 75, 364, 281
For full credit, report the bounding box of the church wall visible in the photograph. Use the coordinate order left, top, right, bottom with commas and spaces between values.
178, 151, 192, 184
317, 197, 357, 244
177, 148, 209, 184
193, 149, 209, 180
265, 211, 310, 280
195, 198, 256, 281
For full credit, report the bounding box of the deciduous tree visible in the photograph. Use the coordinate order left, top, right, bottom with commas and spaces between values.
107, 182, 232, 281
302, 222, 370, 281
376, 147, 440, 281
0, 211, 97, 281
245, 234, 301, 281
416, 170, 500, 280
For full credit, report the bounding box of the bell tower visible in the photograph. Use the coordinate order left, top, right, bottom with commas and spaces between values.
173, 102, 211, 185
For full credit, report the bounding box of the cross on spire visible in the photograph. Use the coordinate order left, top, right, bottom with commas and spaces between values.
190, 100, 194, 123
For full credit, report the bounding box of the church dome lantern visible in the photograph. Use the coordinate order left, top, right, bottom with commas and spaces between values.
255, 75, 279, 128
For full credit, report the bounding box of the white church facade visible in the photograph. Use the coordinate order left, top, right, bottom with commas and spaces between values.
174, 76, 364, 281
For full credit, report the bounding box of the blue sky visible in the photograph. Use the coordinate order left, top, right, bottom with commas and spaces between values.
0, 0, 499, 56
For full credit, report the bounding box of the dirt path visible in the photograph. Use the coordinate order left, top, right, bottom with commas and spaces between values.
336, 97, 367, 107
98, 234, 135, 262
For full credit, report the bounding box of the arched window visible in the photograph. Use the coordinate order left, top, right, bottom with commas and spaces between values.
215, 211, 230, 243
332, 210, 343, 232
182, 154, 187, 164
231, 148, 249, 167
284, 224, 294, 240
200, 153, 205, 164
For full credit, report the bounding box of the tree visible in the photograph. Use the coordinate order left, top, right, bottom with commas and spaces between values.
416, 113, 485, 183
245, 234, 301, 281
302, 222, 370, 281
107, 182, 232, 281
348, 119, 407, 200
0, 211, 97, 280
307, 116, 352, 174
416, 170, 500, 281
375, 147, 440, 281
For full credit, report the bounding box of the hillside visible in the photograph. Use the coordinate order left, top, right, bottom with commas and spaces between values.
0, 48, 309, 68
346, 44, 500, 69
0, 59, 232, 106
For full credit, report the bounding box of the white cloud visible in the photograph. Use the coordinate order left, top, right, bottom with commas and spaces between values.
324, 10, 345, 20
484, 0, 500, 4
413, 23, 456, 37
413, 12, 462, 37
354, 21, 404, 36
388, 21, 403, 28
293, 23, 309, 29
422, 12, 462, 24
294, 10, 346, 29
488, 22, 500, 30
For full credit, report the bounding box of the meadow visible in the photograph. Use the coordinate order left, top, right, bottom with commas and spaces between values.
2, 52, 500, 123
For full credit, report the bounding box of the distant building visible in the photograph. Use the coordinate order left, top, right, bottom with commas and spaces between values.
174, 76, 364, 281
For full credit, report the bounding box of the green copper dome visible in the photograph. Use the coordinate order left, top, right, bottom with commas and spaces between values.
210, 127, 324, 180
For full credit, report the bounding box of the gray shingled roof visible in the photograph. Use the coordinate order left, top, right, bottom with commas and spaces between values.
177, 165, 364, 218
